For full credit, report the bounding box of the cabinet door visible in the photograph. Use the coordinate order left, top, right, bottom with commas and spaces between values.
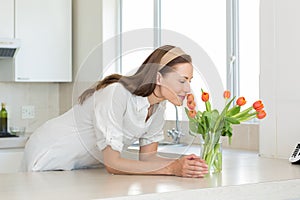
0, 149, 24, 173
0, 0, 14, 38
15, 0, 72, 82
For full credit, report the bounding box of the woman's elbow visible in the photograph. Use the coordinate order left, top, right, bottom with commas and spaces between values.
104, 165, 122, 174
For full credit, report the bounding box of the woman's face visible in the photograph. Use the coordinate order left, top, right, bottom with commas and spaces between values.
158, 62, 193, 106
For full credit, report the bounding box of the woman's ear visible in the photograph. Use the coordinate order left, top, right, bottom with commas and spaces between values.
156, 72, 162, 85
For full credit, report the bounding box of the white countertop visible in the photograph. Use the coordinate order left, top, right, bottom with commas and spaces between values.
0, 136, 28, 149
0, 148, 299, 200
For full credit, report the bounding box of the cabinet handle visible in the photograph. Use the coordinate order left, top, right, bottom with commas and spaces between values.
17, 77, 30, 80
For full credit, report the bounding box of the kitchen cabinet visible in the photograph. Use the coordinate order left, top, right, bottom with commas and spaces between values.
0, 148, 24, 173
0, 0, 72, 82
0, 0, 14, 38
0, 137, 27, 173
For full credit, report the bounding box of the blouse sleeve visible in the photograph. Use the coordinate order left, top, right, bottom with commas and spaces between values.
139, 102, 166, 146
92, 83, 129, 153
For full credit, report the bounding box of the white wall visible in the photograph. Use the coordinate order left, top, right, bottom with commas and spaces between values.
260, 0, 300, 158
59, 0, 118, 113
59, 0, 103, 113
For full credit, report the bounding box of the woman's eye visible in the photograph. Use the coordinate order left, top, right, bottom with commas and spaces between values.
179, 80, 185, 83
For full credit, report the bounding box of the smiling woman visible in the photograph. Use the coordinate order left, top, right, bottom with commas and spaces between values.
21, 45, 208, 178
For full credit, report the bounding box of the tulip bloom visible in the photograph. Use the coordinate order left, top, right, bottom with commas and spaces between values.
236, 97, 246, 106
187, 100, 196, 110
257, 110, 267, 119
223, 90, 231, 99
253, 100, 264, 111
187, 94, 194, 102
201, 91, 209, 102
188, 110, 197, 118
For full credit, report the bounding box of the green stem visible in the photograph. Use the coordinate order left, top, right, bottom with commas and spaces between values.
231, 106, 253, 118
201, 140, 222, 173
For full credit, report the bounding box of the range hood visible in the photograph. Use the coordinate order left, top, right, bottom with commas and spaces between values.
0, 38, 21, 59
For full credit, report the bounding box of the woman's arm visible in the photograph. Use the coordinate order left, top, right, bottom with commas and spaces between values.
102, 143, 208, 178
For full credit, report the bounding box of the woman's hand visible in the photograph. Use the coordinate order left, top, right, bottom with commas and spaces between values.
171, 154, 208, 178
102, 145, 208, 177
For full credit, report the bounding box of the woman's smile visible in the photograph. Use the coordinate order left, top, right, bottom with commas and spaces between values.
178, 95, 186, 102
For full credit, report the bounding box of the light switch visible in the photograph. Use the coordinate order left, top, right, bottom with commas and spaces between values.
21, 105, 35, 119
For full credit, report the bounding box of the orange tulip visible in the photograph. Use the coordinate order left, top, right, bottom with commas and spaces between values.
223, 90, 231, 99
187, 94, 194, 102
188, 110, 197, 118
201, 91, 209, 102
236, 97, 246, 106
257, 110, 267, 119
253, 100, 264, 111
187, 100, 196, 110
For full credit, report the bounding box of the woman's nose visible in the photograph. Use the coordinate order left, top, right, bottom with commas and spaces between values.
184, 82, 191, 93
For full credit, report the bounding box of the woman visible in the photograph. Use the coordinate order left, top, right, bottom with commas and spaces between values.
21, 45, 208, 178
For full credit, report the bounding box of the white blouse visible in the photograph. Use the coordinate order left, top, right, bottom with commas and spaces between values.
21, 83, 166, 171
92, 82, 166, 151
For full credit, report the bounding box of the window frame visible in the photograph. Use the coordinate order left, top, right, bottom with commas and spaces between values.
118, 0, 240, 97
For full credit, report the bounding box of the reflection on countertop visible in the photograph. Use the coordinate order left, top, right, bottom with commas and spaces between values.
0, 148, 299, 200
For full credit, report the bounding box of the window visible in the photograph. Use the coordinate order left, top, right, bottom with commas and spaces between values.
115, 0, 259, 122
161, 0, 227, 120
239, 0, 260, 109
121, 0, 154, 75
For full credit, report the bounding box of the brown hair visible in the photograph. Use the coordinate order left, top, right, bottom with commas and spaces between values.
78, 45, 192, 104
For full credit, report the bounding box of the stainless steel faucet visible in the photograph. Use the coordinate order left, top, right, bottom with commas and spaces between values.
167, 105, 184, 144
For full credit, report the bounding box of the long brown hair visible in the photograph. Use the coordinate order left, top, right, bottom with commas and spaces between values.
78, 45, 192, 104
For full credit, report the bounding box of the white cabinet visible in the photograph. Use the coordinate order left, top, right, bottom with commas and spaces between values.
0, 149, 24, 173
0, 0, 72, 82
0, 0, 14, 38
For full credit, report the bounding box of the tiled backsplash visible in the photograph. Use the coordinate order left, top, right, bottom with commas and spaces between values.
222, 123, 259, 151
163, 120, 259, 151
0, 83, 259, 152
0, 82, 60, 133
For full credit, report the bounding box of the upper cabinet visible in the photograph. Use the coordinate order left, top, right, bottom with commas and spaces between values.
0, 0, 14, 38
0, 0, 72, 82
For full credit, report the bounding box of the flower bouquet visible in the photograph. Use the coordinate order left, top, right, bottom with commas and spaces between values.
185, 89, 267, 173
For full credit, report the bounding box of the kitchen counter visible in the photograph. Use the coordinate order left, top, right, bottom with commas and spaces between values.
0, 147, 299, 200
0, 136, 28, 149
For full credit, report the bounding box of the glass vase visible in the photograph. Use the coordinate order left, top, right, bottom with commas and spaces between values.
200, 138, 222, 174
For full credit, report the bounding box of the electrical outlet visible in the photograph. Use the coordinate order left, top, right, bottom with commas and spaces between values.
21, 106, 35, 119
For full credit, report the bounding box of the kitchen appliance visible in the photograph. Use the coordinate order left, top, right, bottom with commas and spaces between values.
289, 142, 300, 164
0, 38, 20, 59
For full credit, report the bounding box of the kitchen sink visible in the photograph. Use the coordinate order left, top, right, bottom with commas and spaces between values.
130, 141, 187, 147
129, 141, 191, 155
158, 141, 187, 147
125, 142, 200, 159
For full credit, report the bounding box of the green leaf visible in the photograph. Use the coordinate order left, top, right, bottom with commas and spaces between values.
226, 106, 240, 116
189, 120, 198, 133
198, 124, 205, 135
196, 110, 203, 118
204, 115, 210, 130
237, 112, 257, 122
221, 124, 233, 138
212, 97, 235, 133
225, 117, 241, 124
231, 106, 253, 118
202, 110, 219, 131
221, 97, 236, 116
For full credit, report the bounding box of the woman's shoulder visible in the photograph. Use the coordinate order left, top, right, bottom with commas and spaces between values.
96, 82, 131, 99
106, 82, 130, 93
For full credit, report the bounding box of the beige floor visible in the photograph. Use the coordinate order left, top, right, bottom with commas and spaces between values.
0, 148, 299, 200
